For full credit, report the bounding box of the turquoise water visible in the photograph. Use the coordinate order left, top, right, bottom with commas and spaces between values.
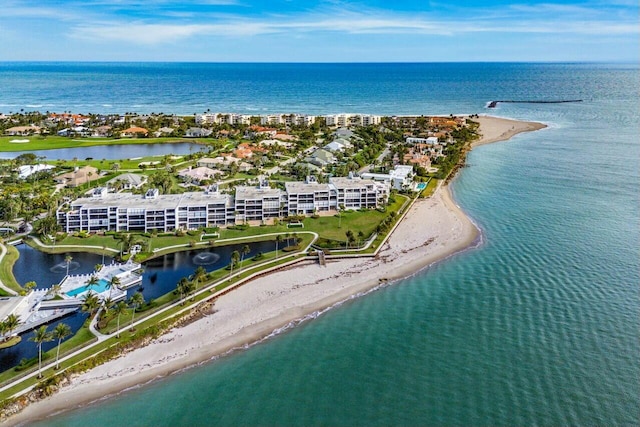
10, 63, 637, 426
65, 279, 110, 297
416, 182, 427, 190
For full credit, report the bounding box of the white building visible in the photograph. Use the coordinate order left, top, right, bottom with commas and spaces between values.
362, 165, 415, 190
17, 164, 54, 179
324, 114, 381, 127
406, 136, 439, 145
57, 176, 390, 232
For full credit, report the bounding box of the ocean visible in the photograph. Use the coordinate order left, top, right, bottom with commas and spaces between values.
2, 63, 638, 426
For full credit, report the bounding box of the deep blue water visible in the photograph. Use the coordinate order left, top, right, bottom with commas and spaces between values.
0, 63, 637, 426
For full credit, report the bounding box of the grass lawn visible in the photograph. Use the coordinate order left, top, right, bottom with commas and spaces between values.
0, 244, 23, 294
420, 178, 439, 198
302, 195, 409, 241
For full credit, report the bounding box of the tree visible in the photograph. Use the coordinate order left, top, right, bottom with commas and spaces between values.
4, 313, 20, 339
52, 323, 72, 369
240, 245, 250, 270
30, 325, 53, 378
81, 291, 100, 319
24, 281, 36, 293
346, 230, 355, 248
47, 284, 62, 298
357, 230, 365, 248
64, 255, 73, 276
108, 276, 121, 299
128, 292, 145, 328
177, 277, 190, 304
191, 266, 207, 292
229, 250, 240, 278
111, 301, 128, 338
87, 275, 99, 290
0, 322, 8, 342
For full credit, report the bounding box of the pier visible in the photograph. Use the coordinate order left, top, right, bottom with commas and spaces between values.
487, 100, 583, 108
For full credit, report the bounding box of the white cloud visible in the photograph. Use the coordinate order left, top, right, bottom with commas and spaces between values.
68, 8, 639, 46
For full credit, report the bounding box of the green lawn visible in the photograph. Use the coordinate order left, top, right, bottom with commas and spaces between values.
420, 178, 439, 198
0, 244, 23, 294
302, 195, 408, 241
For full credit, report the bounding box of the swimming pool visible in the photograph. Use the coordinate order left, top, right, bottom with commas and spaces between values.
66, 278, 110, 297
416, 182, 427, 190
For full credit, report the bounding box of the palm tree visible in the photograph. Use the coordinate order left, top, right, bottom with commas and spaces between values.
191, 266, 206, 291
240, 245, 250, 270
64, 255, 73, 276
229, 250, 240, 278
47, 284, 62, 298
52, 323, 72, 369
30, 325, 53, 378
108, 276, 121, 299
0, 321, 8, 342
275, 235, 283, 259
128, 292, 144, 329
111, 301, 127, 338
4, 313, 20, 339
177, 277, 190, 305
81, 291, 100, 319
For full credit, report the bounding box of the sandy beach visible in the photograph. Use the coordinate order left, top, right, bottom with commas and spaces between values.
8, 115, 545, 425
471, 115, 547, 147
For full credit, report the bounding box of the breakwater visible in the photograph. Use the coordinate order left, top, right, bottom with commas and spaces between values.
487, 100, 583, 108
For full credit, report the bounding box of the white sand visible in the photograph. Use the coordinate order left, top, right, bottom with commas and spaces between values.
9, 115, 545, 425
472, 115, 547, 147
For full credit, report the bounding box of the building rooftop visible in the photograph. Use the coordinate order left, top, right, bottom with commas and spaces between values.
235, 185, 284, 200
329, 176, 376, 190
285, 181, 331, 194
68, 190, 232, 211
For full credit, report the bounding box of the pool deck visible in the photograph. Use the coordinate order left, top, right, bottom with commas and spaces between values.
3, 262, 142, 335
59, 261, 142, 302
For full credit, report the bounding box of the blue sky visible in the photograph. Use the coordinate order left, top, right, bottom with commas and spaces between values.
0, 0, 637, 62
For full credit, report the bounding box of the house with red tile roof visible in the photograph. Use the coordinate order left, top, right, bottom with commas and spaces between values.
121, 126, 149, 137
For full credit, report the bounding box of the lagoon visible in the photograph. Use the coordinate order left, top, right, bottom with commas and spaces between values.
0, 142, 205, 160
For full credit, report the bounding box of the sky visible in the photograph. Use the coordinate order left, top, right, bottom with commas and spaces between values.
0, 0, 638, 62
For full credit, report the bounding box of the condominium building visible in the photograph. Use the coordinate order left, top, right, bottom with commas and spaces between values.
234, 179, 286, 223
57, 177, 390, 232
324, 114, 381, 127
57, 186, 232, 233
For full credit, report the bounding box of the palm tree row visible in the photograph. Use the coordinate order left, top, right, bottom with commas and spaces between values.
29, 321, 72, 378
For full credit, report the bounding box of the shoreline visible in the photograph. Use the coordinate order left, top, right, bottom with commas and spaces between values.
7, 115, 546, 426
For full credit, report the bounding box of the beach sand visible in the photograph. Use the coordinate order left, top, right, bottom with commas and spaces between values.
472, 115, 547, 147
8, 115, 545, 425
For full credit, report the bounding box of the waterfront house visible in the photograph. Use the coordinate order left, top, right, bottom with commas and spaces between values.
120, 126, 149, 137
